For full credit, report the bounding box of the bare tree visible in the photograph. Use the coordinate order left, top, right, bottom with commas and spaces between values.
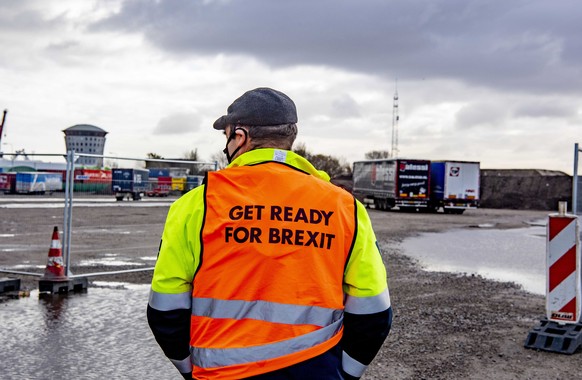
293, 143, 351, 178
365, 150, 390, 159
182, 149, 199, 161
210, 151, 229, 170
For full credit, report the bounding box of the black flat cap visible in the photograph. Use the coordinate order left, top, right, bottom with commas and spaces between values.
213, 87, 298, 130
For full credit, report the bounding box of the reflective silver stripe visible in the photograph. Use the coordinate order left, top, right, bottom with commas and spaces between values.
170, 355, 192, 374
192, 297, 342, 327
342, 350, 368, 377
344, 288, 391, 314
148, 290, 191, 311
191, 317, 343, 368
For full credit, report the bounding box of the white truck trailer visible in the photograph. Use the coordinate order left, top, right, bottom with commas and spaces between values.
429, 160, 480, 214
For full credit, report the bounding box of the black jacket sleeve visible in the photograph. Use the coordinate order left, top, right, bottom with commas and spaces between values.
147, 305, 191, 362
341, 306, 393, 373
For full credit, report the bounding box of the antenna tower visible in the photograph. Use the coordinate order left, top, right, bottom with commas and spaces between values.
0, 109, 6, 157
390, 83, 399, 158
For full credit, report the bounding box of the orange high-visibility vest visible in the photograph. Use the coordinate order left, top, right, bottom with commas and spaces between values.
191, 162, 357, 379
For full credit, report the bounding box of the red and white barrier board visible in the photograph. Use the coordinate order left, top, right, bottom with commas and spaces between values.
546, 214, 581, 323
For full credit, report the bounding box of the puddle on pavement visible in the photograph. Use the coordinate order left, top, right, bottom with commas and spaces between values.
1, 244, 48, 253
75, 228, 137, 234
9, 263, 45, 269
77, 257, 146, 266
401, 225, 546, 295
0, 200, 173, 209
1, 284, 177, 379
140, 256, 157, 261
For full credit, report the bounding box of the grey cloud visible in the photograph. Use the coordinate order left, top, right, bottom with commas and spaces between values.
513, 101, 578, 119
89, 0, 582, 95
154, 112, 200, 135
455, 102, 509, 129
0, 3, 65, 33
46, 40, 81, 52
330, 94, 361, 119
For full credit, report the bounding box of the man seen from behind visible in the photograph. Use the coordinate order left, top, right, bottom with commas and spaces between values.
147, 87, 393, 379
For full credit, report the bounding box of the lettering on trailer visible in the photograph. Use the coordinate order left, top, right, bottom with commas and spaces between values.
400, 163, 428, 172
224, 205, 336, 250
400, 182, 427, 190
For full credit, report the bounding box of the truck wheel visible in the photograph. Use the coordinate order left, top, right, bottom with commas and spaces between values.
115, 195, 124, 201
379, 199, 388, 211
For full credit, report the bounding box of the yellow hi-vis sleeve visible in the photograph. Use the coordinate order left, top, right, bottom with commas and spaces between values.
343, 200, 388, 298
151, 186, 205, 295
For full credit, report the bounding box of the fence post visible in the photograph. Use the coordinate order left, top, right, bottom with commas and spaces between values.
63, 150, 75, 276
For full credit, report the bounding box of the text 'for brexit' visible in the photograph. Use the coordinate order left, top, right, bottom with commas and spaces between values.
224, 205, 336, 249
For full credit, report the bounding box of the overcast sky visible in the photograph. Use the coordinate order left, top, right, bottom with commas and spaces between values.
1, 0, 580, 173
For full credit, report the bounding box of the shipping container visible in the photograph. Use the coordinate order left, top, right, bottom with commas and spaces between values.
73, 169, 112, 193
171, 177, 186, 191
183, 175, 205, 194
146, 176, 172, 197
111, 168, 149, 201
429, 161, 480, 214
74, 169, 112, 182
43, 169, 67, 182
15, 172, 63, 194
352, 159, 431, 211
148, 168, 171, 178
0, 173, 16, 193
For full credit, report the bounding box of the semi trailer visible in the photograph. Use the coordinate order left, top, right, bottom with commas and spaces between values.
15, 172, 62, 194
112, 168, 149, 201
429, 161, 480, 214
352, 159, 431, 211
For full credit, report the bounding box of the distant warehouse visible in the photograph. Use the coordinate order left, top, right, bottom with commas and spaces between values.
63, 124, 108, 167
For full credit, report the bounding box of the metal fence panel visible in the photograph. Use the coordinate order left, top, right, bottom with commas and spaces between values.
0, 152, 217, 279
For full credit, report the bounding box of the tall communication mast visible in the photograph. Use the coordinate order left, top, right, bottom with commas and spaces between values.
0, 109, 7, 157
390, 83, 399, 158
0, 109, 7, 145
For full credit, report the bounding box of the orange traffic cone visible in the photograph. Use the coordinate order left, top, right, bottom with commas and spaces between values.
42, 226, 68, 280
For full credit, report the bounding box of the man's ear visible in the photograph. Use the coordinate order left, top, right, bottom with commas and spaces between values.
235, 128, 249, 145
